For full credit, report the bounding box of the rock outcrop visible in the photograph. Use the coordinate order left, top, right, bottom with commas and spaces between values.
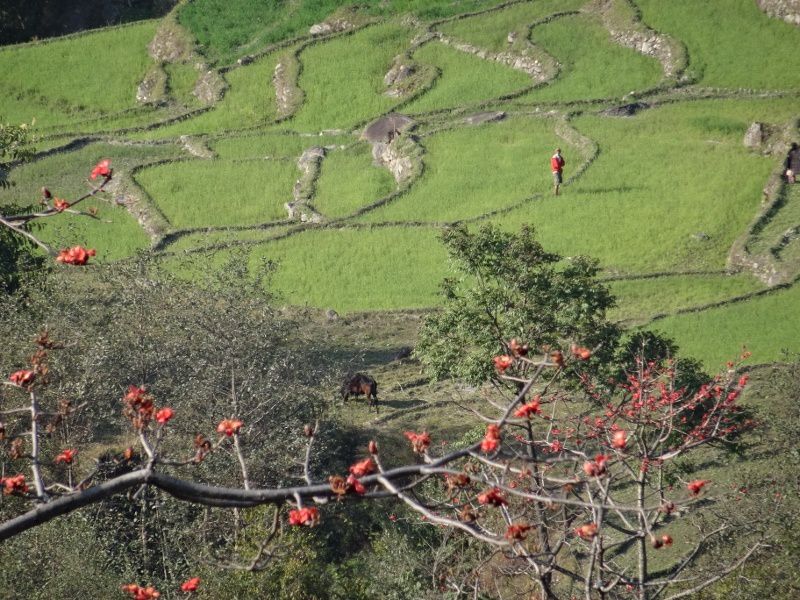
273, 54, 303, 118
193, 69, 226, 105
756, 0, 800, 26
284, 147, 325, 222
587, 0, 685, 79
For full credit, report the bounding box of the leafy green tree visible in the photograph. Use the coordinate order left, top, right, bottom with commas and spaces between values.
416, 224, 619, 385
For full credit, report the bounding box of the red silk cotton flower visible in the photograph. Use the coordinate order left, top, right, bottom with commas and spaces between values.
493, 354, 514, 372
180, 577, 201, 592
687, 479, 710, 496
575, 522, 599, 540
505, 523, 531, 541
217, 418, 243, 437
583, 454, 610, 477
404, 431, 431, 454
55, 246, 96, 266
9, 369, 35, 387
288, 506, 320, 527
1, 474, 29, 495
514, 397, 542, 418
155, 408, 174, 424
122, 584, 160, 600
611, 430, 628, 450
90, 159, 112, 180
349, 457, 376, 478
54, 449, 77, 464
481, 424, 501, 453
53, 198, 70, 212
477, 487, 507, 507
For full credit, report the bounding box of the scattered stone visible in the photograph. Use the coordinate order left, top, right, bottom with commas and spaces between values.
193, 70, 225, 105
744, 122, 766, 149
464, 111, 506, 125
298, 147, 326, 174
692, 232, 710, 241
148, 23, 191, 63
384, 62, 415, 87
237, 55, 255, 66
309, 19, 352, 36
273, 56, 303, 118
136, 69, 165, 105
601, 102, 649, 117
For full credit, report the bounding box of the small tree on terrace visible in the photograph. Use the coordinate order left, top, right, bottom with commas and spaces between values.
416, 224, 619, 385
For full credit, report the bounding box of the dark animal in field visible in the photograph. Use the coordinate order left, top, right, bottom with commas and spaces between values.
341, 373, 378, 411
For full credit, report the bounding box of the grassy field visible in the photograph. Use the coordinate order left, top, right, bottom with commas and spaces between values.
402, 41, 532, 114
360, 116, 565, 223
607, 273, 764, 324
134, 158, 295, 228
1, 142, 181, 259
313, 143, 397, 219
2, 0, 799, 366
637, 0, 800, 89
162, 225, 295, 252
131, 51, 281, 140
437, 0, 586, 52
650, 280, 800, 369
177, 0, 506, 66
519, 13, 663, 102
491, 98, 798, 273
0, 22, 160, 130
4, 3, 800, 596
288, 23, 413, 132
259, 226, 450, 311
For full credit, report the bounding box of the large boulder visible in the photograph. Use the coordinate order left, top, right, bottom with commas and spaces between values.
362, 114, 414, 144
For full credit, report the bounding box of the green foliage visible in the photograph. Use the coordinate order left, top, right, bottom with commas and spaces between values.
0, 119, 35, 163
416, 224, 618, 384
177, 0, 503, 66
0, 204, 46, 294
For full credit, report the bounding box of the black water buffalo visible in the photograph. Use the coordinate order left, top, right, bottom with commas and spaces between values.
341, 373, 378, 410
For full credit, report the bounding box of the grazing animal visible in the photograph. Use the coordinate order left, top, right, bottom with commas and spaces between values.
341, 373, 378, 411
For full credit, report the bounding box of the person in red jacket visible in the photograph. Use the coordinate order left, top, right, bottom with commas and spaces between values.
551, 148, 565, 195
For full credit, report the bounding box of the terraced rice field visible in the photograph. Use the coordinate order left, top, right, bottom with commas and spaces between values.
3, 0, 800, 366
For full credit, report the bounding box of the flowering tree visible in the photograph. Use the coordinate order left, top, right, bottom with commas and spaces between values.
0, 165, 764, 599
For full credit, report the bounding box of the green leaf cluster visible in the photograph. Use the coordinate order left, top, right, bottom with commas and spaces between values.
416, 224, 619, 384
